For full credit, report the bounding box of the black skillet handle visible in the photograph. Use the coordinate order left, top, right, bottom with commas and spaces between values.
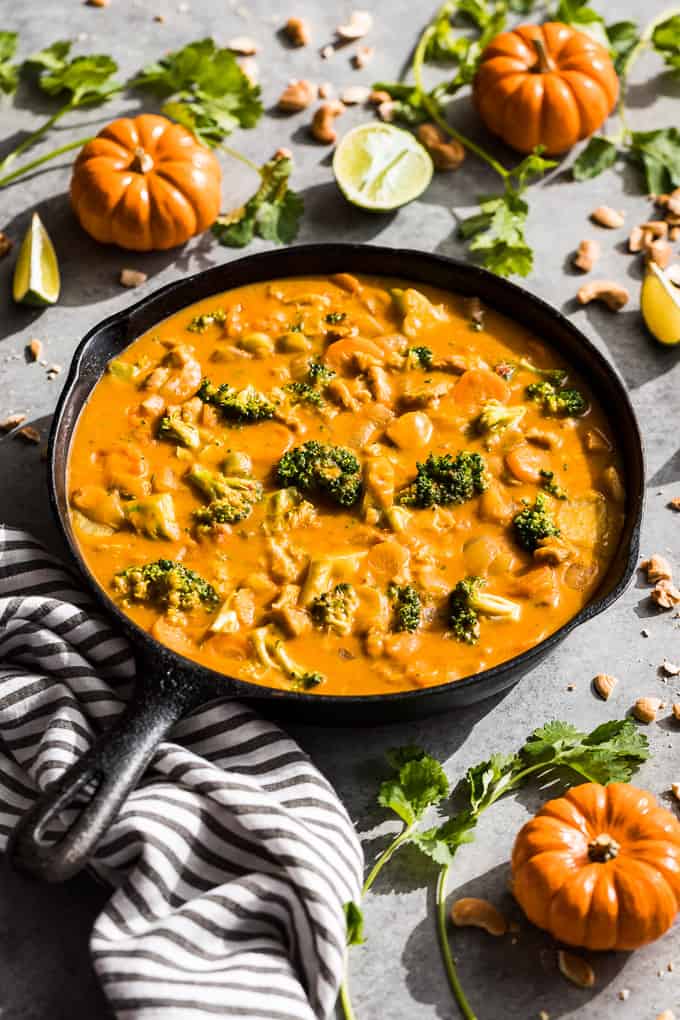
9, 681, 196, 883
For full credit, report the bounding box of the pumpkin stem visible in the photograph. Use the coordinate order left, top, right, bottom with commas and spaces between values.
588, 833, 621, 862
131, 146, 154, 174
532, 36, 555, 74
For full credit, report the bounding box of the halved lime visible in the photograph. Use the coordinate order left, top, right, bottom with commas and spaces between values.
333, 123, 434, 212
12, 211, 61, 306
641, 261, 680, 346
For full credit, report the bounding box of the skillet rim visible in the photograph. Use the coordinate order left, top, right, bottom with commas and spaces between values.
48, 243, 645, 709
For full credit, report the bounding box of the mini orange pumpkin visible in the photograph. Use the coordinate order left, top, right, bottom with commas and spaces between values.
70, 114, 222, 251
473, 22, 619, 156
512, 782, 680, 951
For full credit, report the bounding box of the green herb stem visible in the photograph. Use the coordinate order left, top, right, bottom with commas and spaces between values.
410, 12, 509, 180
0, 135, 92, 188
338, 822, 416, 1020
219, 143, 262, 176
436, 865, 478, 1020
616, 5, 680, 141
0, 101, 74, 174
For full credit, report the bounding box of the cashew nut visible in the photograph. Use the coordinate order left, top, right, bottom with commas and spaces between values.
318, 81, 334, 99
651, 579, 680, 609
577, 280, 630, 311
646, 238, 673, 268
227, 36, 259, 55
672, 782, 680, 801
450, 897, 507, 936
640, 220, 669, 239
415, 123, 465, 171
377, 100, 396, 122
120, 268, 147, 288
558, 950, 595, 989
336, 10, 373, 40
590, 205, 625, 229
283, 16, 311, 47
641, 554, 673, 583
632, 696, 664, 723
672, 704, 680, 722
628, 225, 645, 252
573, 239, 600, 273
340, 85, 370, 105
369, 89, 391, 105
593, 673, 618, 700
667, 188, 680, 216
278, 79, 316, 112
310, 100, 345, 144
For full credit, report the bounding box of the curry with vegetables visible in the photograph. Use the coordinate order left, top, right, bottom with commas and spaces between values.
68, 274, 625, 696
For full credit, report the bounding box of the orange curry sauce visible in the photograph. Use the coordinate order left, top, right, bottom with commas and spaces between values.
68, 274, 625, 696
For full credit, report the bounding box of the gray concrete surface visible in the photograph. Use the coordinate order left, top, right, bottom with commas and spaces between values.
0, 1, 679, 1018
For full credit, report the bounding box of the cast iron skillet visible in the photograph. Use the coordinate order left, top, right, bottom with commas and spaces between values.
9, 245, 644, 883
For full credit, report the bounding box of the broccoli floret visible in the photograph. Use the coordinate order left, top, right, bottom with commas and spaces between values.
448, 576, 520, 644
277, 441, 362, 507
539, 469, 567, 501
187, 464, 263, 526
113, 559, 219, 611
123, 493, 181, 541
405, 346, 433, 370
518, 358, 568, 387
526, 381, 588, 417
263, 487, 318, 535
187, 309, 227, 333
250, 625, 324, 690
285, 381, 325, 407
325, 311, 346, 325
307, 359, 336, 387
388, 583, 422, 633
310, 583, 359, 636
475, 400, 526, 434
198, 377, 275, 422
513, 493, 561, 551
157, 413, 201, 450
399, 452, 488, 508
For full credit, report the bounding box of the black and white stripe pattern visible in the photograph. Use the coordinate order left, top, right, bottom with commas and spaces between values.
0, 527, 363, 1019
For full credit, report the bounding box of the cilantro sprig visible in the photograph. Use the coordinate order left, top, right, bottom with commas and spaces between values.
0, 31, 19, 95
132, 38, 262, 148
339, 718, 649, 1020
572, 6, 680, 192
0, 38, 121, 187
212, 153, 304, 248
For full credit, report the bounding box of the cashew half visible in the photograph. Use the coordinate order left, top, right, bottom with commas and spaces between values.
573, 239, 601, 272
310, 101, 345, 144
278, 79, 316, 112
450, 897, 507, 936
284, 16, 311, 47
416, 123, 465, 171
590, 205, 625, 229
577, 280, 630, 311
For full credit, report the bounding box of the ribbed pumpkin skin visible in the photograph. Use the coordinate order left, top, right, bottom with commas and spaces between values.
512, 783, 680, 951
473, 22, 619, 156
70, 114, 222, 252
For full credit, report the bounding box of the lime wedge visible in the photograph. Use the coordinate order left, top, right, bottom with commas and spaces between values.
641, 261, 680, 346
333, 123, 434, 212
12, 212, 61, 306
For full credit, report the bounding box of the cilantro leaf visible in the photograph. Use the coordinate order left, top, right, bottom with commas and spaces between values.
212, 155, 303, 248
652, 15, 680, 73
607, 20, 640, 75
0, 31, 19, 95
378, 748, 449, 826
554, 0, 609, 47
572, 136, 619, 181
344, 901, 366, 946
520, 718, 650, 783
630, 128, 680, 194
23, 40, 119, 106
460, 150, 556, 277
133, 39, 262, 146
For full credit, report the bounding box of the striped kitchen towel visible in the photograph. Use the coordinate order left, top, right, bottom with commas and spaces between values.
0, 526, 363, 1019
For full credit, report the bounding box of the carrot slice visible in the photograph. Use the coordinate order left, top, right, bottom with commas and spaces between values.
324, 337, 385, 376
454, 369, 510, 411
505, 444, 546, 484
367, 540, 410, 583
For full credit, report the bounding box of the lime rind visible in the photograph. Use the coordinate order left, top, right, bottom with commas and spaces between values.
641, 261, 680, 346
333, 123, 434, 212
